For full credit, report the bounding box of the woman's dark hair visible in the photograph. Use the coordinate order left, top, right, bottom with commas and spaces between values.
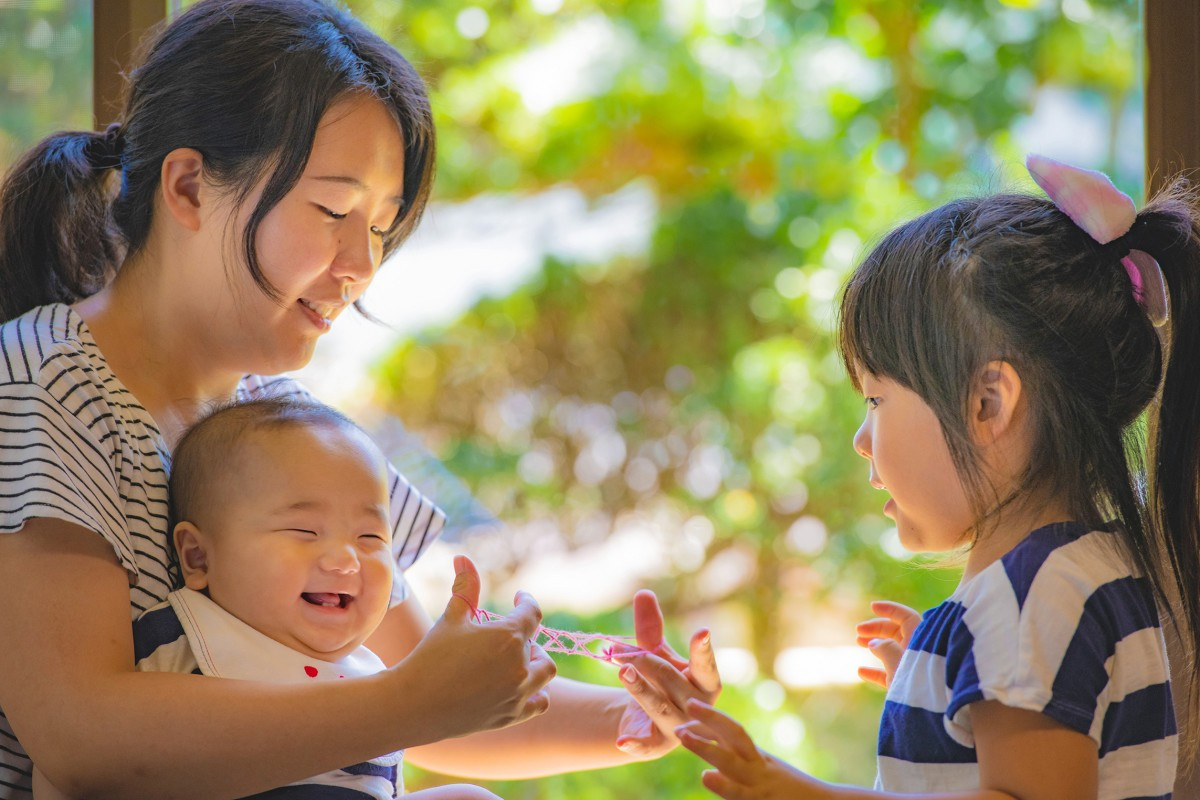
837, 181, 1200, 665
0, 0, 436, 322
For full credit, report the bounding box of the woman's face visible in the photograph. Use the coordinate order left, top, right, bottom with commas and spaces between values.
194, 94, 408, 376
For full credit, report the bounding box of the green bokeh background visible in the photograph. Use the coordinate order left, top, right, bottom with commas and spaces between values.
0, 0, 1141, 795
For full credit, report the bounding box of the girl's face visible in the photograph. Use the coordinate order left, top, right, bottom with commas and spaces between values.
853, 372, 975, 553
190, 93, 407, 376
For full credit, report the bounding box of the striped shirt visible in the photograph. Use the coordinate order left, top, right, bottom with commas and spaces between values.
0, 304, 445, 798
877, 522, 1176, 799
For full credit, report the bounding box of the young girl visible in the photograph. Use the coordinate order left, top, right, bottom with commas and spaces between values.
0, 1, 718, 797
675, 156, 1200, 799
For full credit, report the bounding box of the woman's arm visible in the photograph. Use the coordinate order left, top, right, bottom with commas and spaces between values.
0, 519, 554, 799
368, 581, 722, 780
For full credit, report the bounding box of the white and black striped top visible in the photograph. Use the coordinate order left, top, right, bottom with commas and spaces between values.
0, 303, 446, 798
877, 523, 1176, 799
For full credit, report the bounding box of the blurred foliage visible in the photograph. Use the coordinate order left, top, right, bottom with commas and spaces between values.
351, 0, 1142, 794
0, 1, 92, 167
0, 0, 1141, 795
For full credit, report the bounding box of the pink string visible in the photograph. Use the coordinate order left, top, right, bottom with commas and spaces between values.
454, 595, 650, 663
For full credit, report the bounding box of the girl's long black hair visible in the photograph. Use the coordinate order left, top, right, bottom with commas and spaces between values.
838, 182, 1200, 668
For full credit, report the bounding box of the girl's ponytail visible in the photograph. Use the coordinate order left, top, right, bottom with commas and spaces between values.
0, 126, 124, 322
1129, 182, 1200, 660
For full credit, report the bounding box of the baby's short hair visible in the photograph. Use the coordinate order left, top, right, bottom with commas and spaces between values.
168, 397, 364, 533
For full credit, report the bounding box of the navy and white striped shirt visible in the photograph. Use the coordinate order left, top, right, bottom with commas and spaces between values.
877, 522, 1176, 799
0, 304, 445, 798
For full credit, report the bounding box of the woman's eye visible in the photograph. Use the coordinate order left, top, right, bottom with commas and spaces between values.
865, 396, 880, 409
289, 528, 318, 536
319, 206, 347, 220
360, 533, 387, 543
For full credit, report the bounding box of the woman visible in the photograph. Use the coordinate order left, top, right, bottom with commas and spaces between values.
0, 1, 719, 796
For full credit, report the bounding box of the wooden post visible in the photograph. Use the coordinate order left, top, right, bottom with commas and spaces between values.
1147, 4, 1200, 796
1145, 0, 1200, 193
92, 0, 166, 129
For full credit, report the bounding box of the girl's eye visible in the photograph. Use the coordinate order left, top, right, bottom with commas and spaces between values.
360, 533, 387, 544
320, 206, 347, 220
289, 528, 318, 537
865, 396, 881, 409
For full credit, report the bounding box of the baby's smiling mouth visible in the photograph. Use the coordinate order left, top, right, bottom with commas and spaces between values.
302, 592, 352, 609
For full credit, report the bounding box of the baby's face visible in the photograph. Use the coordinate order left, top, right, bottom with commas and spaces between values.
186, 422, 394, 662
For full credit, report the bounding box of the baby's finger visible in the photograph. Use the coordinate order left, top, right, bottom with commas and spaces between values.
858, 665, 888, 688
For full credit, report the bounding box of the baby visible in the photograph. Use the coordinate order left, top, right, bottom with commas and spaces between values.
104, 399, 497, 800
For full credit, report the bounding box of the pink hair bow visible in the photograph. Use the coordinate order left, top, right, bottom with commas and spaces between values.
1026, 154, 1169, 327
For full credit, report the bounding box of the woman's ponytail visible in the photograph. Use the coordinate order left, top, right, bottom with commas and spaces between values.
0, 126, 125, 322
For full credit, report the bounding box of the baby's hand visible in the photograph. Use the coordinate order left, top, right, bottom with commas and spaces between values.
676, 700, 835, 799
855, 600, 921, 689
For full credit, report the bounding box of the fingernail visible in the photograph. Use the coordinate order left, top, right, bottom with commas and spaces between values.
700, 630, 711, 647
620, 665, 637, 684
617, 740, 634, 753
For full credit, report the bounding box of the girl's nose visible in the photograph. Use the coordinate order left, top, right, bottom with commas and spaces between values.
853, 416, 872, 460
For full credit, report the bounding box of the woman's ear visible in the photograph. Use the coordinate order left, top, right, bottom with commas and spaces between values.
174, 521, 211, 591
971, 360, 1023, 446
159, 148, 207, 233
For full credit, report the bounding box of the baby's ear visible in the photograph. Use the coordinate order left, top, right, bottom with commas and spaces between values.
971, 360, 1023, 445
174, 521, 211, 590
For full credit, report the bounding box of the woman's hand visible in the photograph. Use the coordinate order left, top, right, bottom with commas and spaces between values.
611, 590, 722, 758
854, 600, 921, 689
395, 556, 557, 741
677, 700, 836, 800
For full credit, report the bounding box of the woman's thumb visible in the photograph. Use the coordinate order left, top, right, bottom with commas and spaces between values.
445, 554, 481, 622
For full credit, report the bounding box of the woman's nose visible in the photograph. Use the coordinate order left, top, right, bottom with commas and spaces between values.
333, 223, 380, 289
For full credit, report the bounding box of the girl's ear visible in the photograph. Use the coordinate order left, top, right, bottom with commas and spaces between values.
971, 360, 1023, 446
159, 148, 207, 233
174, 521, 212, 590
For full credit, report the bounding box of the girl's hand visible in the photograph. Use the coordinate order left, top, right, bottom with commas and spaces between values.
677, 700, 836, 800
397, 556, 556, 740
855, 600, 921, 689
612, 590, 722, 758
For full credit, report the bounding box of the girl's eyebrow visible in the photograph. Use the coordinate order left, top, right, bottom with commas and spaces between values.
309, 174, 405, 207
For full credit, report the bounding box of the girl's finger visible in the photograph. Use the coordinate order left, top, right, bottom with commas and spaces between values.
701, 768, 749, 800
869, 638, 905, 672
858, 665, 888, 688
855, 618, 901, 640
676, 728, 756, 785
686, 700, 760, 762
869, 601, 921, 634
